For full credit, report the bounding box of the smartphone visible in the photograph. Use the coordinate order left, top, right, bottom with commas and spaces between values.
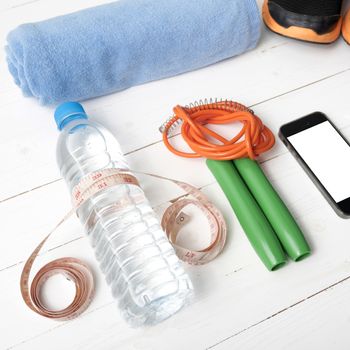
279, 112, 350, 218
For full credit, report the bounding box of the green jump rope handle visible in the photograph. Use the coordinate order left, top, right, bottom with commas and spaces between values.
206, 159, 286, 271
234, 158, 311, 261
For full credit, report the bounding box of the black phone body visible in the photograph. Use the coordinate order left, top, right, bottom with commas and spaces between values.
279, 112, 350, 218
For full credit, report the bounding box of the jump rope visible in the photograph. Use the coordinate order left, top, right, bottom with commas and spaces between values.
160, 99, 310, 271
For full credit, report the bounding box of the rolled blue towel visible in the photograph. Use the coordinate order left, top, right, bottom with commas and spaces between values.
5, 0, 261, 105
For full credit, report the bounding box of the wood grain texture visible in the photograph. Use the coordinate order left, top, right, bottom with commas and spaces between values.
1, 0, 350, 349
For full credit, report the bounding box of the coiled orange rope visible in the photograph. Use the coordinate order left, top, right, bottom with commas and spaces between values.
162, 101, 275, 160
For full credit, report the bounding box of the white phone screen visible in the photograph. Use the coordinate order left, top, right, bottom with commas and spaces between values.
288, 121, 350, 203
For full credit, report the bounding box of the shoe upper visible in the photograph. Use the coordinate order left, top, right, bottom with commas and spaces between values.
270, 0, 342, 16
268, 0, 343, 35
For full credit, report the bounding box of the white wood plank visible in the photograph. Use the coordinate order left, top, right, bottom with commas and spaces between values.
0, 0, 350, 201
212, 275, 350, 350
0, 0, 110, 16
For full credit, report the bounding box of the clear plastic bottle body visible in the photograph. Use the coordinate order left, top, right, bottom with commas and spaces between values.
56, 119, 193, 326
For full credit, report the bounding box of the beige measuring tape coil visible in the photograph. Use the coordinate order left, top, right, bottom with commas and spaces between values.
21, 168, 227, 320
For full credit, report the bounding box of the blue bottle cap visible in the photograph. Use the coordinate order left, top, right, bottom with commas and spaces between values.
54, 102, 88, 130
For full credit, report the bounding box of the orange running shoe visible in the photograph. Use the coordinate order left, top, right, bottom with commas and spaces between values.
342, 8, 350, 44
263, 0, 343, 44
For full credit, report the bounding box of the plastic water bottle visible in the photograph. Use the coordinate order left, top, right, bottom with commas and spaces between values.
54, 102, 193, 326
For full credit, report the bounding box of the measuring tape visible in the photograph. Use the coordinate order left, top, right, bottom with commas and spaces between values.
21, 168, 227, 320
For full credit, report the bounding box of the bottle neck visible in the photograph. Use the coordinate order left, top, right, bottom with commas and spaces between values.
60, 115, 88, 131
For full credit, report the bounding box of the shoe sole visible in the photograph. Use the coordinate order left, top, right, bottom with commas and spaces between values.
262, 0, 342, 44
342, 11, 350, 45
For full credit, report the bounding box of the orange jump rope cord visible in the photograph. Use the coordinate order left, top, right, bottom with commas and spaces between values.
162, 101, 275, 160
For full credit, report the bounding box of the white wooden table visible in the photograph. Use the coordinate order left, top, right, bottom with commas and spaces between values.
1, 1, 350, 349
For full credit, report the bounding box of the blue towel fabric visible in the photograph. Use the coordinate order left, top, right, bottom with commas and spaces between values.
6, 0, 261, 105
